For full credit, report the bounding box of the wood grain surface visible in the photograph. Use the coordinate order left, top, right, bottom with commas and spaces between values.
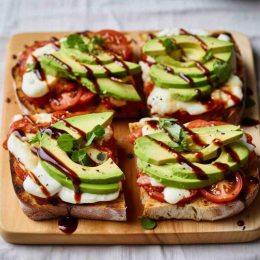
0, 31, 259, 244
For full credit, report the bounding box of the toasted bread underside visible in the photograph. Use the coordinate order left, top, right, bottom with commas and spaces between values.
140, 163, 259, 221
10, 155, 126, 221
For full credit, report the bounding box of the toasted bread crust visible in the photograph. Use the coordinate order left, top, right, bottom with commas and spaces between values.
139, 163, 259, 221
10, 154, 126, 221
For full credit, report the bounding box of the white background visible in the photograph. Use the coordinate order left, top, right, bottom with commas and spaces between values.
0, 0, 260, 259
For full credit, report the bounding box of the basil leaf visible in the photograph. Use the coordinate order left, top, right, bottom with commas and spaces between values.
65, 34, 89, 52
57, 134, 75, 152
213, 60, 230, 81
159, 119, 188, 151
91, 36, 105, 46
71, 149, 91, 166
29, 132, 42, 144
86, 125, 105, 146
161, 38, 176, 53
203, 49, 213, 62
140, 217, 157, 230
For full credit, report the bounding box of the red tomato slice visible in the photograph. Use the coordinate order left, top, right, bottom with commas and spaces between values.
200, 172, 243, 203
94, 29, 133, 60
50, 88, 83, 111
79, 90, 96, 105
186, 119, 227, 128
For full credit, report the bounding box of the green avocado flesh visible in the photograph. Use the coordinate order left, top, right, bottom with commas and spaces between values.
39, 34, 141, 101
52, 111, 113, 139
142, 34, 234, 101
135, 124, 249, 189
37, 112, 124, 194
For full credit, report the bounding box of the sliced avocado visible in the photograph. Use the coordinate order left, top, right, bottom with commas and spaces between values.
40, 161, 121, 194
52, 112, 113, 139
60, 41, 115, 65
149, 64, 216, 88
143, 35, 233, 56
168, 85, 212, 101
81, 77, 141, 101
137, 141, 249, 189
40, 133, 124, 185
134, 125, 243, 165
41, 51, 140, 78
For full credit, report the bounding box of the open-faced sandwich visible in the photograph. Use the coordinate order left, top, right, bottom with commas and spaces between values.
3, 111, 126, 221
140, 29, 244, 123
129, 118, 259, 221
13, 30, 144, 117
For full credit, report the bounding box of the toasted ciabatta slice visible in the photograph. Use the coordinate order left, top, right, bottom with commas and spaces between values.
11, 155, 126, 221
4, 112, 126, 221
140, 164, 259, 221
12, 30, 145, 118
129, 119, 259, 221
139, 30, 245, 124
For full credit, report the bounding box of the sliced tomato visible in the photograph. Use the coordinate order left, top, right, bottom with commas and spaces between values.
50, 88, 84, 111
94, 29, 133, 60
79, 90, 96, 105
142, 185, 165, 203
128, 128, 143, 144
186, 119, 227, 129
200, 172, 243, 203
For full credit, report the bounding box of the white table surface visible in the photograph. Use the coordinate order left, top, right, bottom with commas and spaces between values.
0, 0, 260, 259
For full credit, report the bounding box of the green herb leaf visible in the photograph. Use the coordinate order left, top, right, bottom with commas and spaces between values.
65, 34, 89, 52
91, 36, 105, 46
213, 60, 230, 81
203, 49, 213, 62
140, 217, 157, 230
96, 152, 107, 161
161, 38, 176, 53
71, 149, 91, 166
29, 132, 43, 144
57, 134, 75, 152
86, 125, 105, 146
27, 63, 35, 72
159, 119, 188, 151
245, 97, 256, 108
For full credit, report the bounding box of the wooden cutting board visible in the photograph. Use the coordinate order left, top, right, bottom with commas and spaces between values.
0, 31, 260, 244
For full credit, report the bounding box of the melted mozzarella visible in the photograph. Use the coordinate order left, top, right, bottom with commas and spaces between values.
139, 61, 151, 82
7, 134, 38, 172
217, 34, 231, 42
147, 87, 207, 115
147, 75, 243, 115
22, 71, 49, 98
163, 187, 191, 204
32, 43, 57, 58
58, 187, 120, 204
211, 75, 243, 108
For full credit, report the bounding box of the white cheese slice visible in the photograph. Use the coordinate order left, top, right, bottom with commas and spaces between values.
217, 34, 231, 42
7, 134, 38, 172
163, 187, 191, 204
147, 87, 207, 115
32, 43, 57, 58
58, 187, 120, 204
22, 71, 49, 98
